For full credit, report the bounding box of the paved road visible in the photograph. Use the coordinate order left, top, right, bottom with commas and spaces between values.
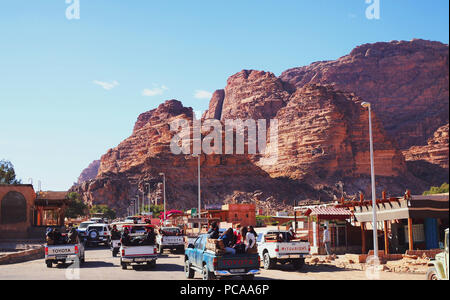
0, 247, 424, 280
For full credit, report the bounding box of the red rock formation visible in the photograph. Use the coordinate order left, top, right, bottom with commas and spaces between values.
280, 39, 449, 150
255, 84, 407, 182
218, 70, 291, 121
76, 160, 100, 185
403, 123, 449, 169
74, 40, 448, 213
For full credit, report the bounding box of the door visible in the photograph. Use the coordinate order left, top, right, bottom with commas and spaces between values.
425, 218, 439, 250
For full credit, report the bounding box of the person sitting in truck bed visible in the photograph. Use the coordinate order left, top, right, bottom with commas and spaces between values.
67, 227, 79, 244
207, 222, 220, 239
219, 228, 237, 255
111, 225, 121, 240
140, 227, 156, 246
121, 227, 132, 246
245, 226, 257, 253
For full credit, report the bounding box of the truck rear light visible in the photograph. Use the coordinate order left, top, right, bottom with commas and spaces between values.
121, 249, 125, 256
275, 248, 279, 252
213, 258, 218, 268
74, 245, 79, 254
45, 247, 48, 255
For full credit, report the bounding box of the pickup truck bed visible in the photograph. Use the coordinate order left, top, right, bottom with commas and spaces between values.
45, 243, 85, 268
120, 245, 158, 270
257, 231, 310, 270
185, 234, 260, 280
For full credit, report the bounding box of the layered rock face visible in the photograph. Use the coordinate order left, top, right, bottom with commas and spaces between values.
73, 100, 327, 215
403, 124, 449, 169
74, 40, 448, 213
76, 160, 100, 185
280, 39, 449, 150
256, 84, 407, 182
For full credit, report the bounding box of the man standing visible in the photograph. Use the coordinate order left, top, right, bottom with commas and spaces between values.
323, 226, 332, 256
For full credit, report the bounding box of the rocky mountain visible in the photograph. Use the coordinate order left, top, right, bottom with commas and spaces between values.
76, 160, 100, 185
73, 39, 448, 214
403, 123, 449, 169
280, 39, 449, 151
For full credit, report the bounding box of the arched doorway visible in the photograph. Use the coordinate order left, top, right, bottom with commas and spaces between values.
1, 191, 27, 224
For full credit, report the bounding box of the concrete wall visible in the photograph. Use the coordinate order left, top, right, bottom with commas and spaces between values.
0, 185, 36, 239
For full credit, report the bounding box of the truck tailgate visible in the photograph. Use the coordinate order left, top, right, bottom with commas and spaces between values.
122, 246, 157, 257
161, 236, 184, 244
218, 254, 259, 270
47, 245, 76, 256
277, 242, 309, 255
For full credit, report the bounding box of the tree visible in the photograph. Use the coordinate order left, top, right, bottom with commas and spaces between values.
0, 160, 21, 185
90, 205, 116, 220
65, 192, 88, 218
423, 183, 449, 195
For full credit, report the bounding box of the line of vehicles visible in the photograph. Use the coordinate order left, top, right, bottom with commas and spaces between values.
44, 217, 449, 280
44, 216, 314, 280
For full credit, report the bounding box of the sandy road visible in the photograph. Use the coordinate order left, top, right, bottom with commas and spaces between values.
0, 247, 424, 280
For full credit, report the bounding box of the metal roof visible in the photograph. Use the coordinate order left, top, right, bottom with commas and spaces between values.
305, 207, 352, 217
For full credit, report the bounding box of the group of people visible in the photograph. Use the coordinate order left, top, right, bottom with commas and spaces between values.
120, 226, 156, 246
207, 222, 258, 255
46, 226, 79, 245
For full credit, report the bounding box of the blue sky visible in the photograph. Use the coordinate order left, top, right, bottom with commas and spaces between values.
0, 0, 448, 190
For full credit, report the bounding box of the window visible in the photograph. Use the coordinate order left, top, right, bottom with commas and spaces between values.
257, 233, 263, 243
194, 236, 202, 249
404, 224, 425, 243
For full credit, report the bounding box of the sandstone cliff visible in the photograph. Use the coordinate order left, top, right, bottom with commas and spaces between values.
74, 40, 448, 214
280, 39, 449, 150
76, 160, 100, 185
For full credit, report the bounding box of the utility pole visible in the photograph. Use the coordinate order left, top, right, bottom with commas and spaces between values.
361, 101, 379, 259
159, 173, 166, 223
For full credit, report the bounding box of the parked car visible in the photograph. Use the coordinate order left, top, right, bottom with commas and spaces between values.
156, 227, 185, 254
184, 234, 260, 280
85, 223, 111, 247
45, 242, 85, 268
257, 230, 310, 270
427, 228, 449, 280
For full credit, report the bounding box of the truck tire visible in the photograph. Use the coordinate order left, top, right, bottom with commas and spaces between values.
120, 259, 127, 270
177, 246, 185, 254
292, 258, 305, 270
46, 260, 53, 268
263, 252, 275, 270
146, 261, 156, 269
185, 260, 195, 279
202, 265, 215, 280
426, 267, 439, 280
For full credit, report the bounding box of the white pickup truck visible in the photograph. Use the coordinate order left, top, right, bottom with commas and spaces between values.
120, 244, 158, 270
156, 227, 185, 254
257, 230, 310, 270
45, 242, 85, 268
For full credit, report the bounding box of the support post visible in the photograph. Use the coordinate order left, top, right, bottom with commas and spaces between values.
361, 222, 366, 254
408, 218, 414, 251
384, 220, 389, 255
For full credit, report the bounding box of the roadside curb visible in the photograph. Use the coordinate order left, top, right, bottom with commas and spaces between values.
0, 246, 45, 265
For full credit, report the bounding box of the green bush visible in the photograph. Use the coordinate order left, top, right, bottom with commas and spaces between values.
423, 183, 449, 195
